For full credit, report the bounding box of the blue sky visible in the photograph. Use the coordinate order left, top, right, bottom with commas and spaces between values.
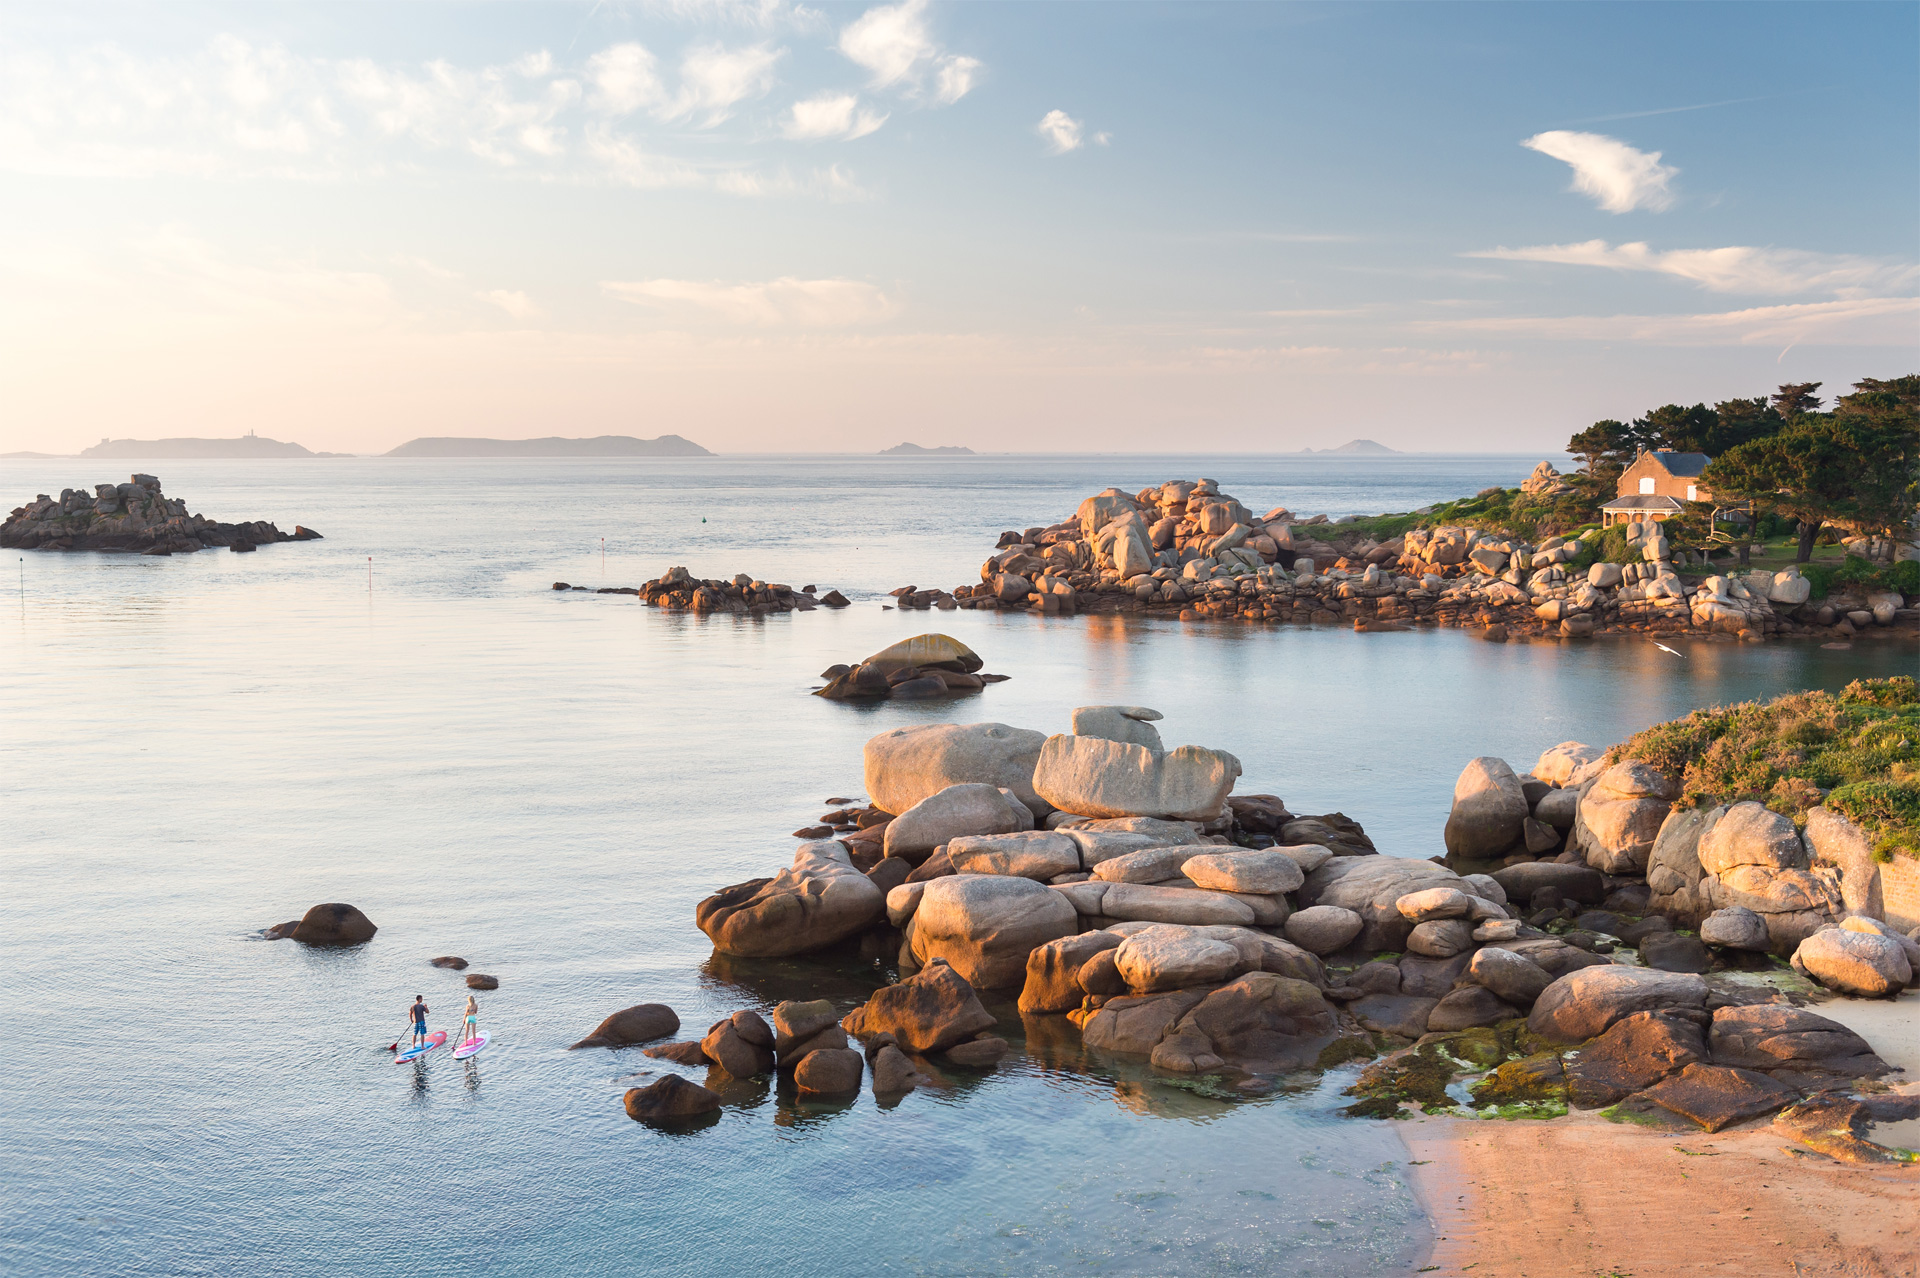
1, 1, 1914, 454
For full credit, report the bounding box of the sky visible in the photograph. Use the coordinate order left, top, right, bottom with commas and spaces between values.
1, 0, 1915, 456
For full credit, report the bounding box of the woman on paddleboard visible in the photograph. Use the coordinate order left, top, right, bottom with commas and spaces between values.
460, 995, 479, 1046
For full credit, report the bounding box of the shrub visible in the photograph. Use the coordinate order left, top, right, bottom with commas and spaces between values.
1888, 559, 1920, 595
1801, 562, 1836, 598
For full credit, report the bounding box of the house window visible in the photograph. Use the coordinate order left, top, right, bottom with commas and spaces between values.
1640, 477, 1656, 494
1687, 484, 1697, 501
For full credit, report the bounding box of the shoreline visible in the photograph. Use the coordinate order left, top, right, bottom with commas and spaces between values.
1402, 986, 1920, 1276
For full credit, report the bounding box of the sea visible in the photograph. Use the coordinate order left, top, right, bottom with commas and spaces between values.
4, 453, 1910, 1277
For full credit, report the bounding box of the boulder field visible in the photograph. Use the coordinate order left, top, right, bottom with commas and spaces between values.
873, 476, 1916, 641
681, 705, 1916, 1144
3, 474, 319, 553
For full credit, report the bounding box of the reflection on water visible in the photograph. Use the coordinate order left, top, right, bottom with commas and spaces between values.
4, 457, 1910, 1277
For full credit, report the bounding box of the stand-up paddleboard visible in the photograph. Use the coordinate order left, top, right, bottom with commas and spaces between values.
451, 1033, 489, 1061
395, 1030, 447, 1064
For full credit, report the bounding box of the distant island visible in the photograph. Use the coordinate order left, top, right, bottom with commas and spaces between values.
1298, 439, 1399, 455
79, 434, 349, 459
385, 435, 711, 458
880, 443, 975, 455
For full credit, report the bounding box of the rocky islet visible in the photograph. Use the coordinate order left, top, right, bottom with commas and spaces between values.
3, 473, 320, 554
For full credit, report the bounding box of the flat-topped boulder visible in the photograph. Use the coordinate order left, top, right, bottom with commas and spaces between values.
4, 474, 317, 553
865, 722, 1049, 817
1033, 734, 1241, 822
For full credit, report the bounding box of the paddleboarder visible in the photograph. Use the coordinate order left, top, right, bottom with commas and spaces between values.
409, 995, 430, 1047
460, 994, 480, 1047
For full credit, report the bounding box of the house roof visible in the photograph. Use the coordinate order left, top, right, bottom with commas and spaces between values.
1601, 494, 1685, 513
1651, 450, 1712, 477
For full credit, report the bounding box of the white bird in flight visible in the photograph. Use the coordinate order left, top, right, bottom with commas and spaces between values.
1654, 642, 1683, 657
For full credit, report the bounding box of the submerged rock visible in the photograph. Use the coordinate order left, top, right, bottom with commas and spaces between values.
279, 903, 378, 947
570, 1004, 682, 1049
624, 1075, 721, 1123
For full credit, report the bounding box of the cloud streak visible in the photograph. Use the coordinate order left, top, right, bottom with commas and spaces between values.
601, 276, 898, 325
1521, 130, 1676, 212
1415, 297, 1917, 347
781, 92, 887, 140
1467, 239, 1917, 296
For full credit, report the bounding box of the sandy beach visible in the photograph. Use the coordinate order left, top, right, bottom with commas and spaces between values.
1404, 988, 1920, 1277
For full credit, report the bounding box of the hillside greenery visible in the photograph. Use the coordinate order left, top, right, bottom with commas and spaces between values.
1613, 677, 1920, 862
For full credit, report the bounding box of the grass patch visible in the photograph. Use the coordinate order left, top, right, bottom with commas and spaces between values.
1615, 677, 1920, 860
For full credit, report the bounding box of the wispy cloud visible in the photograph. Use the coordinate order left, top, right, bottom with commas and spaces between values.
1521, 130, 1676, 213
781, 91, 887, 140
1466, 239, 1917, 296
0, 35, 855, 196
601, 275, 898, 325
838, 0, 980, 104
1415, 297, 1917, 347
480, 289, 544, 320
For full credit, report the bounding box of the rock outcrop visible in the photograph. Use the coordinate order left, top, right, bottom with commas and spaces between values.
695, 841, 885, 957
4, 474, 317, 553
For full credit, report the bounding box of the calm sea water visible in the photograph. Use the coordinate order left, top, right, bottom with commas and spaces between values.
4, 454, 1910, 1277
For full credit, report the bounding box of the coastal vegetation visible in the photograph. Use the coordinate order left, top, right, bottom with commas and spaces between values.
1615, 677, 1920, 861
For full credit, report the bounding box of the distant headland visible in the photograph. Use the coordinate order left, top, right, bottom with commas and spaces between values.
1298, 439, 1399, 455
79, 434, 349, 459
880, 443, 975, 456
385, 435, 711, 458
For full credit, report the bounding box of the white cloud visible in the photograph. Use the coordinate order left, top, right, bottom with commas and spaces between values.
933, 55, 980, 105
587, 43, 664, 115
665, 43, 783, 126
480, 289, 544, 320
1467, 239, 1918, 296
1037, 109, 1082, 155
838, 0, 979, 103
781, 92, 887, 140
1521, 130, 1676, 213
602, 276, 898, 325
641, 0, 824, 29
1416, 297, 1917, 347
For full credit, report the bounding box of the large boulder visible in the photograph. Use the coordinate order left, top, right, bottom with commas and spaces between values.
842, 959, 997, 1051
1081, 988, 1211, 1056
1646, 806, 1721, 922
794, 1048, 864, 1095
1803, 807, 1884, 918
1708, 1004, 1889, 1078
1181, 849, 1304, 895
1098, 882, 1256, 926
1114, 927, 1243, 993
1700, 906, 1770, 951
569, 1004, 681, 1050
1301, 857, 1465, 951
1069, 705, 1166, 752
624, 1075, 721, 1123
1576, 762, 1675, 874
864, 723, 1050, 817
1465, 946, 1553, 1007
947, 830, 1081, 880
1442, 757, 1529, 859
1489, 861, 1605, 906
701, 1011, 776, 1077
1527, 965, 1708, 1043
882, 783, 1033, 859
1531, 741, 1605, 787
861, 633, 983, 675
1063, 829, 1185, 868
1152, 974, 1337, 1073
1284, 905, 1363, 956
1032, 734, 1241, 822
1791, 929, 1912, 997
1563, 1010, 1706, 1108
908, 874, 1078, 988
287, 903, 378, 946
695, 841, 885, 957
1019, 931, 1123, 1014
1697, 801, 1806, 875
1090, 845, 1200, 883
1640, 1064, 1798, 1132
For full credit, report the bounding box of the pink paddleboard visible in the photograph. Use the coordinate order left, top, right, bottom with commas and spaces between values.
451, 1033, 489, 1061
395, 1030, 447, 1064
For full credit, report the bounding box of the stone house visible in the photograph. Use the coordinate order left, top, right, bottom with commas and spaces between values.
1600, 450, 1712, 528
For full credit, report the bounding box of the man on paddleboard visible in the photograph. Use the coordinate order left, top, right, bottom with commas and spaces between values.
409, 995, 429, 1047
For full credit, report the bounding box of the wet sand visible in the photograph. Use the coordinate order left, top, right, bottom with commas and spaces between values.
1403, 988, 1920, 1277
